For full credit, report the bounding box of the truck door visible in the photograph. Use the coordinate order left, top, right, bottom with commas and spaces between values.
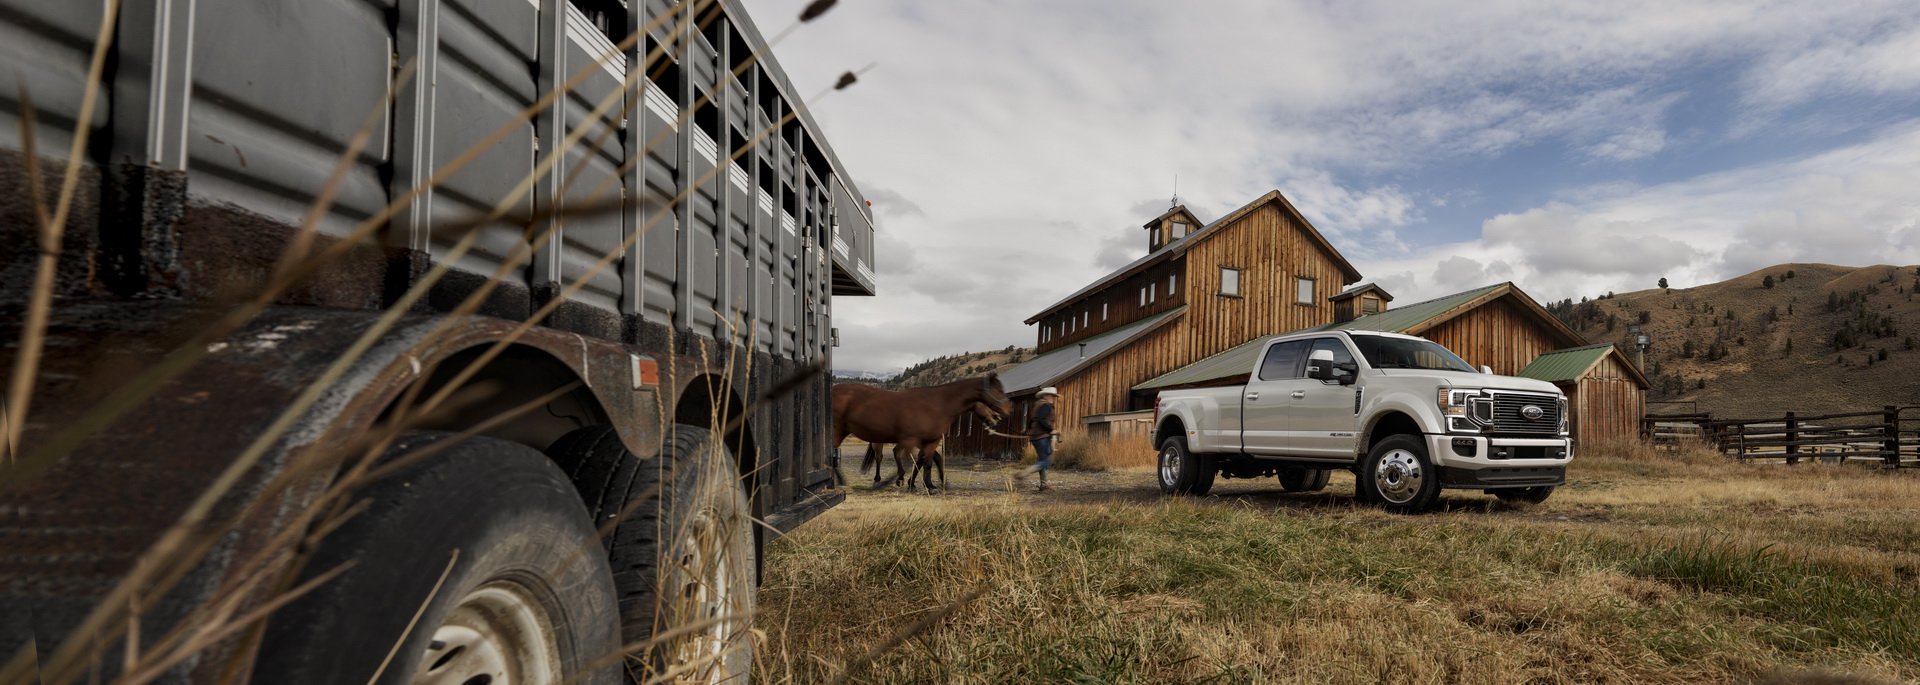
1242, 339, 1308, 455
1292, 337, 1363, 459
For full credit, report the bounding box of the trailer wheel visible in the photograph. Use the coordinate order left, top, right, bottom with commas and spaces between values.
1492, 486, 1555, 504
1277, 466, 1330, 493
1157, 436, 1215, 496
1360, 435, 1440, 513
652, 424, 757, 682
253, 432, 622, 685
550, 424, 756, 683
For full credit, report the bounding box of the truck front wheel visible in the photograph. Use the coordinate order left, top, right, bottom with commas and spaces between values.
1157, 436, 1216, 496
1360, 435, 1440, 513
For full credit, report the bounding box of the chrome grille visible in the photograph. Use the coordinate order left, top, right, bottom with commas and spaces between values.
1487, 392, 1561, 434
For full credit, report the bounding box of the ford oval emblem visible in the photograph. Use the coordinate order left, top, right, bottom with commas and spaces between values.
1521, 405, 1544, 420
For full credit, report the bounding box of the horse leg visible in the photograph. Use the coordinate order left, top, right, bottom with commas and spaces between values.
892, 443, 912, 489
866, 442, 883, 484
935, 449, 947, 493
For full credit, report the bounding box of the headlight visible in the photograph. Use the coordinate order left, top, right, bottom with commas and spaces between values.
1437, 388, 1479, 418
1558, 396, 1569, 433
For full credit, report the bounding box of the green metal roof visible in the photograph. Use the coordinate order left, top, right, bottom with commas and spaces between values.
1133, 284, 1507, 391
1517, 343, 1615, 383
998, 307, 1186, 394
1302, 283, 1505, 335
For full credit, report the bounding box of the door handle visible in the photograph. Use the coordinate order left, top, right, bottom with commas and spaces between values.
1245, 392, 1259, 401
1291, 390, 1306, 399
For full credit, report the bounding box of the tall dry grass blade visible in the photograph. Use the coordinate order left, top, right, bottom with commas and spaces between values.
824, 584, 991, 685
3, 81, 48, 464
2, 0, 121, 463
365, 550, 459, 685
112, 561, 355, 685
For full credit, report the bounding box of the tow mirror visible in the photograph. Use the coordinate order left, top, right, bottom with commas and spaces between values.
1306, 349, 1339, 382
1479, 365, 1493, 375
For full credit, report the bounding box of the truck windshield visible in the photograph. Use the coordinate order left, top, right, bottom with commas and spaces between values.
1350, 335, 1476, 372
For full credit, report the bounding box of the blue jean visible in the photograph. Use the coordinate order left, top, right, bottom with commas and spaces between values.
1031, 436, 1054, 472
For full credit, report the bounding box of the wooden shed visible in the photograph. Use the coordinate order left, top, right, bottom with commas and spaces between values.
1518, 343, 1650, 447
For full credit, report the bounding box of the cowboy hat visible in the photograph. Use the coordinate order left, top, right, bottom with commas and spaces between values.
1037, 386, 1059, 397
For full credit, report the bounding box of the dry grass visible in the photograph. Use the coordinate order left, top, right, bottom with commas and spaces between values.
754, 442, 1920, 684
1051, 432, 1155, 472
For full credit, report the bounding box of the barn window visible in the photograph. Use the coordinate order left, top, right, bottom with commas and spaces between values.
1170, 220, 1187, 240
1083, 311, 1089, 328
1102, 302, 1109, 321
1169, 273, 1177, 293
1362, 295, 1381, 315
1139, 287, 1146, 306
1149, 283, 1156, 303
1295, 277, 1315, 305
1221, 268, 1241, 296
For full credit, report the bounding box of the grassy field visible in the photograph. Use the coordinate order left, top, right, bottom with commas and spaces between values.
758, 444, 1920, 684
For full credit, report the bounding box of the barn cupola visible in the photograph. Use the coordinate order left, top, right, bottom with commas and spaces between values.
1143, 205, 1205, 254
1330, 283, 1394, 323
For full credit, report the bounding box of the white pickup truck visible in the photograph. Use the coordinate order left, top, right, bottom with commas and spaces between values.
1152, 330, 1572, 512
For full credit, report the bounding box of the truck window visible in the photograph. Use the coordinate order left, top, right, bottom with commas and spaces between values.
1307, 337, 1357, 382
1258, 340, 1310, 380
1350, 335, 1476, 372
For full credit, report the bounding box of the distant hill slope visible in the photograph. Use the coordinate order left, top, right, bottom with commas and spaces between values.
865, 346, 1034, 390
1549, 263, 1920, 417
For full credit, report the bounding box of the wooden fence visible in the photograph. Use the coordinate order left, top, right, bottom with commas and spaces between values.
1642, 405, 1920, 467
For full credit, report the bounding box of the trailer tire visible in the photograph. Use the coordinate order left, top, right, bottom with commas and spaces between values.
1277, 466, 1330, 493
1493, 486, 1555, 504
1360, 435, 1440, 513
550, 424, 757, 683
1157, 436, 1216, 496
253, 432, 622, 685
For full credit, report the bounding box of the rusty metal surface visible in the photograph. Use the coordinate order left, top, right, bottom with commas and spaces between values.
0, 301, 681, 677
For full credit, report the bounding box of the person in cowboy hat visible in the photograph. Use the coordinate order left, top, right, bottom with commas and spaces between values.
1020, 387, 1060, 491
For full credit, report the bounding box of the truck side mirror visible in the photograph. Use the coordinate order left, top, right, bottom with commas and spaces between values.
1306, 350, 1340, 383
1479, 365, 1493, 374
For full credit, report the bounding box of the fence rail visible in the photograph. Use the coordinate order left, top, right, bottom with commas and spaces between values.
1642, 406, 1920, 467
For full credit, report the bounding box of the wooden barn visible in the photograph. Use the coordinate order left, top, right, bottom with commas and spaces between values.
945, 190, 1363, 457
1518, 343, 1650, 447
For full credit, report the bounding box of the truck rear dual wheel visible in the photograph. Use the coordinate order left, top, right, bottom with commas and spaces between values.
253, 432, 624, 685
1157, 436, 1216, 496
1360, 435, 1441, 513
1276, 466, 1330, 493
1493, 486, 1555, 504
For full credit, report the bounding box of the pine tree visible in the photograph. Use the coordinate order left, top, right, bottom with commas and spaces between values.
1659, 277, 1669, 289
1763, 274, 1775, 289
1879, 348, 1889, 361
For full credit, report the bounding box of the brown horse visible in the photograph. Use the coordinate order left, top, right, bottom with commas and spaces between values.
858, 401, 1002, 486
833, 374, 1012, 492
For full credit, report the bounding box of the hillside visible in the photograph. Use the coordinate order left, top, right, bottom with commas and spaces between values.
879, 346, 1033, 389
1549, 263, 1920, 417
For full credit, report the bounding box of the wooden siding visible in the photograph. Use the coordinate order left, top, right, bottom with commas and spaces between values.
1180, 203, 1354, 362
1037, 257, 1185, 353
1569, 353, 1646, 446
1418, 298, 1567, 375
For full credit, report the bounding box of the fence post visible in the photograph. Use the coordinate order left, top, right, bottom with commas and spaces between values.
1784, 411, 1798, 465
1886, 405, 1901, 467
1736, 423, 1747, 460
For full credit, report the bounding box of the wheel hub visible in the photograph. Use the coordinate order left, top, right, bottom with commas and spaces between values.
414, 582, 559, 685
1373, 450, 1424, 504
1159, 445, 1181, 487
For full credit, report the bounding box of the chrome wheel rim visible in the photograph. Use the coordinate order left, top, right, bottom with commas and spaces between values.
414, 581, 560, 685
1159, 445, 1181, 487
1373, 449, 1424, 505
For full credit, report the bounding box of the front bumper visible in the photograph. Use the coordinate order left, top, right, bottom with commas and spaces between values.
1426, 434, 1571, 489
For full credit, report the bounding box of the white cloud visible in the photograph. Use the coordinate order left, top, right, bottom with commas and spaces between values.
1359, 122, 1920, 304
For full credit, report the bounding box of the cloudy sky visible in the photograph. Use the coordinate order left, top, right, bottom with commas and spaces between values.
740, 0, 1920, 373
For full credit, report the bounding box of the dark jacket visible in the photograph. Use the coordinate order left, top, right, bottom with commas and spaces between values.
1028, 401, 1056, 439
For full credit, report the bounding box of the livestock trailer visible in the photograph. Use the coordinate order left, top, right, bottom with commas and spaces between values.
0, 0, 874, 681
